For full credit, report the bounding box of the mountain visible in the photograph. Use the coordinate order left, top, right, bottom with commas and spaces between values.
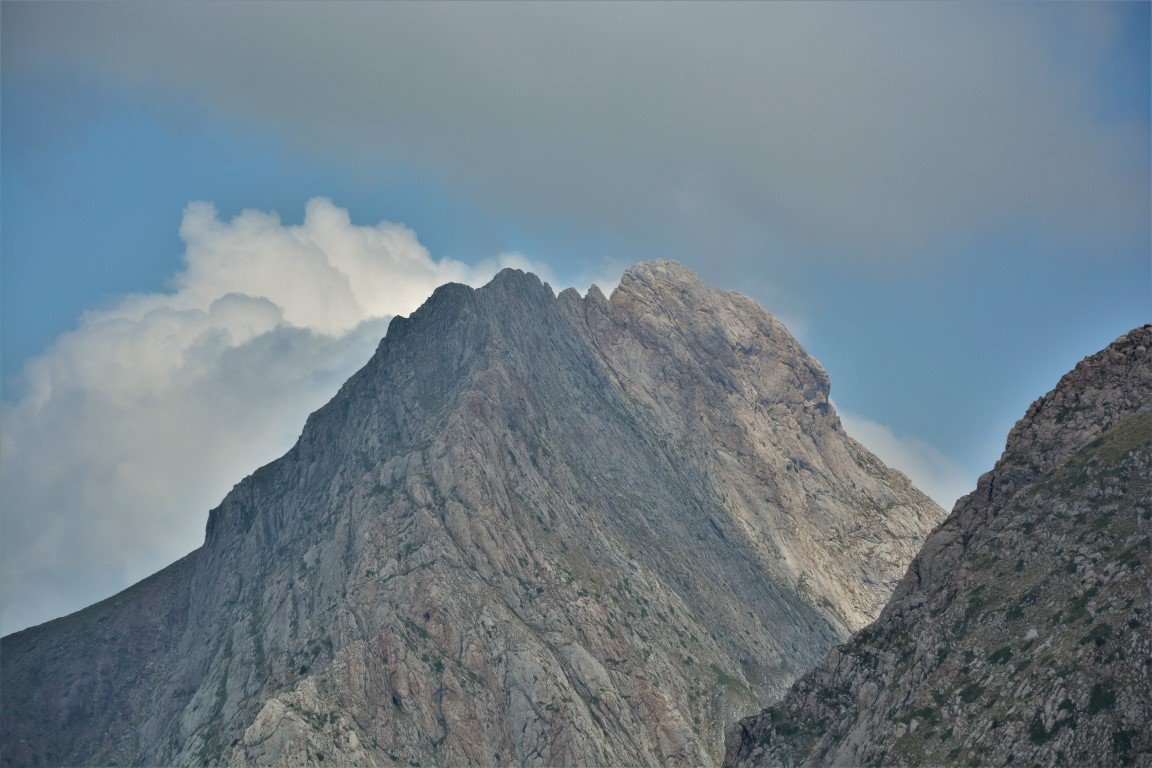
1, 261, 943, 767
725, 325, 1152, 768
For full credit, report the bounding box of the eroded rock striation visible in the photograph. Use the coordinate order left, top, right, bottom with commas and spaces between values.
726, 325, 1152, 768
2, 261, 943, 767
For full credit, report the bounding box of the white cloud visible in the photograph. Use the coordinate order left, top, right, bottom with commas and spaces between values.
836, 405, 976, 511
0, 198, 556, 635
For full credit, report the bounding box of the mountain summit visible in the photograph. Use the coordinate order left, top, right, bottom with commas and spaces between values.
1, 261, 942, 767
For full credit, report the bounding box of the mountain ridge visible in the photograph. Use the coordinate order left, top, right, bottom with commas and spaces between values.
725, 324, 1152, 768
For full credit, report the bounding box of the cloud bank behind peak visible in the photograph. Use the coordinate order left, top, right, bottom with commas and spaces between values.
0, 199, 557, 635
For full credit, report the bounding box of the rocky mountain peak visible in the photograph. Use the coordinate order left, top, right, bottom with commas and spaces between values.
616, 258, 705, 291
974, 324, 1152, 510
605, 261, 830, 408
2, 264, 943, 768
478, 265, 553, 298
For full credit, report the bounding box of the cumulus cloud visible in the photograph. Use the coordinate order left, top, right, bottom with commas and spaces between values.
4, 3, 1146, 262
0, 198, 560, 634
836, 405, 976, 511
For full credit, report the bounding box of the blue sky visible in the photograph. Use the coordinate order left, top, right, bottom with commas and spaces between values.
1, 2, 1148, 634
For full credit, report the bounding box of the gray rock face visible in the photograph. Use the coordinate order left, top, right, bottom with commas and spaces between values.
725, 325, 1152, 768
1, 261, 942, 767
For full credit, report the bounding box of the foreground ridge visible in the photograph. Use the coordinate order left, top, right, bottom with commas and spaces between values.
726, 325, 1152, 768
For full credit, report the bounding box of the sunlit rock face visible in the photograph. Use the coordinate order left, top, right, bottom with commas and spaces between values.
1, 261, 942, 767
726, 325, 1152, 768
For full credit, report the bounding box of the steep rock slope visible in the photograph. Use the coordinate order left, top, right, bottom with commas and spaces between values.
726, 325, 1152, 768
2, 261, 942, 767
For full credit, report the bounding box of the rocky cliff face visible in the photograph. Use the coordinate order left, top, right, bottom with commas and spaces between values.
1, 261, 943, 767
725, 325, 1152, 768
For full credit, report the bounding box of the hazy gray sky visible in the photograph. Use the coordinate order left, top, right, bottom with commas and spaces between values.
8, 2, 1146, 258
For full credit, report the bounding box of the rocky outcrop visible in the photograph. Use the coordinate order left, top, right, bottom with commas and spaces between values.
1, 261, 943, 767
725, 325, 1152, 768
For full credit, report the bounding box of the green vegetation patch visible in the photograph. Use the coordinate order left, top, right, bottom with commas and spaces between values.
1083, 412, 1152, 465
1037, 412, 1152, 496
710, 663, 746, 693
987, 645, 1013, 665
1087, 682, 1116, 715
1066, 586, 1100, 623
1080, 623, 1112, 646
766, 706, 806, 738
1113, 729, 1137, 766
958, 683, 986, 704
